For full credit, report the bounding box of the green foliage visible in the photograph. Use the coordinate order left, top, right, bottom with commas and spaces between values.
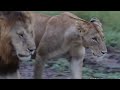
50, 58, 70, 72
83, 67, 120, 79
104, 27, 120, 47
47, 60, 120, 79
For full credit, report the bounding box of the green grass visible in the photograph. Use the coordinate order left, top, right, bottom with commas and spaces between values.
83, 67, 120, 79
104, 27, 120, 47
50, 58, 70, 72
46, 58, 120, 79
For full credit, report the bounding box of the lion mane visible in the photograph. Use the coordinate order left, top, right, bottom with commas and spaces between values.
0, 11, 32, 75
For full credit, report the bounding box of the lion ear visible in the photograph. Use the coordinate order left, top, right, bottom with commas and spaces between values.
90, 17, 102, 27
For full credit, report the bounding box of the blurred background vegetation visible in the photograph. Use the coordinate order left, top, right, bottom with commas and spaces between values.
34, 11, 120, 48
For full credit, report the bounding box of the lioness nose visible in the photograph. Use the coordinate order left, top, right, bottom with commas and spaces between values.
101, 51, 107, 54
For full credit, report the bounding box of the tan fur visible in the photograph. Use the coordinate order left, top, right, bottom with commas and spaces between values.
0, 11, 36, 79
32, 12, 107, 79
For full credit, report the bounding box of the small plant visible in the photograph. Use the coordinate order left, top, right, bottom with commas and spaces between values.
50, 58, 70, 72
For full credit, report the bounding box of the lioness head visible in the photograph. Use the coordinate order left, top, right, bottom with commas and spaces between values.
0, 11, 36, 61
78, 17, 107, 57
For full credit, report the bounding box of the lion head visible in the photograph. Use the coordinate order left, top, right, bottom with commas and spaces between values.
0, 11, 36, 62
77, 17, 107, 57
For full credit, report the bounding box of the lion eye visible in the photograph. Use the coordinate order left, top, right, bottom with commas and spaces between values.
17, 30, 24, 38
18, 33, 24, 38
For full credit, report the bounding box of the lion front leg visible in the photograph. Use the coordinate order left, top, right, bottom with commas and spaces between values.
69, 46, 85, 79
34, 54, 46, 79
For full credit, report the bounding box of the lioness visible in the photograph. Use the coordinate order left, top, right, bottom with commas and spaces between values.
0, 11, 36, 79
32, 12, 107, 79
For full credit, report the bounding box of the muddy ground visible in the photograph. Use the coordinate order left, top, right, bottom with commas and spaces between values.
19, 46, 120, 79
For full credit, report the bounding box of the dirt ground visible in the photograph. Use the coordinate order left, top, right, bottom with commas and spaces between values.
19, 46, 120, 79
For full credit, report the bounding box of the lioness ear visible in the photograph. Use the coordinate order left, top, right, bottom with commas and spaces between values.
90, 17, 103, 31
90, 17, 102, 27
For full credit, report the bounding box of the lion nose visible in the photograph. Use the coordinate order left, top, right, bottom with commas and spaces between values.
28, 47, 36, 52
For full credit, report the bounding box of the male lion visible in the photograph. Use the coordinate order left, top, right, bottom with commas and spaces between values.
32, 12, 107, 79
0, 11, 36, 79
